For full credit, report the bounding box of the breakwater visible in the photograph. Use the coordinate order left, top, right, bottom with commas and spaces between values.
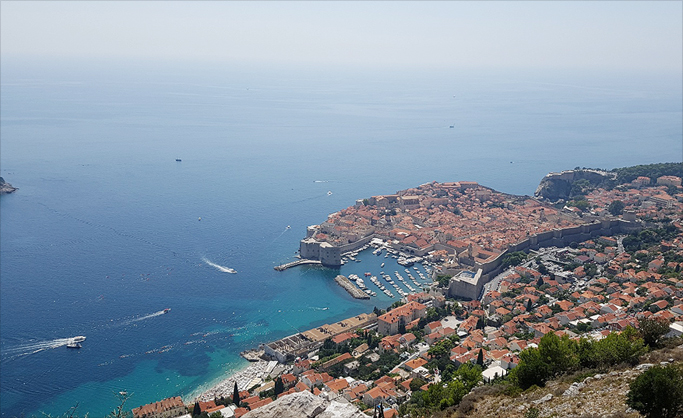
274, 259, 322, 271
334, 275, 370, 299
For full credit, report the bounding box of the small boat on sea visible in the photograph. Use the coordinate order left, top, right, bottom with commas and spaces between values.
66, 336, 86, 349
327, 191, 333, 195
176, 158, 182, 162
380, 262, 385, 268
164, 308, 171, 314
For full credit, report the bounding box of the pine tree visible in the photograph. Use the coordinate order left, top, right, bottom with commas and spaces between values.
233, 382, 240, 407
477, 348, 484, 366
526, 298, 533, 312
192, 401, 201, 417
398, 319, 406, 335
274, 376, 284, 396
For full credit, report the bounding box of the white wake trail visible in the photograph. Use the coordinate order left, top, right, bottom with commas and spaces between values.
202, 257, 237, 273
2, 337, 75, 362
113, 310, 168, 328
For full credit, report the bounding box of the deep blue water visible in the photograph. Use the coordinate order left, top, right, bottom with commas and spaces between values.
1, 60, 681, 417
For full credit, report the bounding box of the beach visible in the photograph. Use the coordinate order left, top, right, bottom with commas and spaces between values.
196, 360, 278, 402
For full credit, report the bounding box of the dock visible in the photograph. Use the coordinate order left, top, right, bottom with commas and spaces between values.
334, 275, 370, 299
274, 259, 322, 271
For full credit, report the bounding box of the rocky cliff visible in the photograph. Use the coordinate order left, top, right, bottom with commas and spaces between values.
0, 177, 17, 194
242, 391, 366, 418
451, 343, 683, 418
534, 169, 615, 201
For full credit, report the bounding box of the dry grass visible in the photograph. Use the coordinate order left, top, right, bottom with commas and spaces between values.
447, 345, 683, 418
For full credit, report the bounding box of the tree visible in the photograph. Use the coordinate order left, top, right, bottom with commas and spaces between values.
638, 317, 671, 348
501, 251, 527, 269
410, 377, 427, 392
538, 332, 579, 377
526, 299, 533, 312
476, 349, 484, 366
209, 413, 223, 418
428, 339, 454, 358
570, 199, 590, 212
192, 402, 201, 418
584, 263, 598, 277
578, 326, 645, 369
608, 200, 625, 216
274, 376, 284, 396
233, 382, 241, 407
510, 348, 550, 389
627, 364, 683, 418
398, 320, 407, 335
107, 392, 133, 418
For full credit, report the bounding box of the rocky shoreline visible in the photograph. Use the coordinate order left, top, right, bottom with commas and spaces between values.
0, 177, 17, 194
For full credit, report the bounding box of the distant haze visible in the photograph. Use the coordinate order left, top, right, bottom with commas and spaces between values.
1, 1, 681, 72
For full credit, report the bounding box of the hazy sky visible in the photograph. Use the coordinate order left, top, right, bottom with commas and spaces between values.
1, 1, 681, 72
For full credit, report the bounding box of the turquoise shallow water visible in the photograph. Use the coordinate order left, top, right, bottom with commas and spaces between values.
1, 61, 681, 417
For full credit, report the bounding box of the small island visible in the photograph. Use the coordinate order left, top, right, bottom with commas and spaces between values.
0, 177, 17, 194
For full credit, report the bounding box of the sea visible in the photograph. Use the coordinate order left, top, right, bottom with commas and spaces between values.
1, 59, 681, 417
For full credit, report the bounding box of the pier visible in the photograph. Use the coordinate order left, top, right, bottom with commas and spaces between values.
334, 275, 370, 299
274, 259, 322, 271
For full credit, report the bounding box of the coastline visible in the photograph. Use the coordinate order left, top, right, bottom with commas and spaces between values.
192, 359, 274, 402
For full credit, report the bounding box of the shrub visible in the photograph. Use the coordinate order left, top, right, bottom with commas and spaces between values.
525, 407, 540, 418
626, 364, 683, 418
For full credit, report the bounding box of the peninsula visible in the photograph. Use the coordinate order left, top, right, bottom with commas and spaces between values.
132, 164, 683, 418
0, 177, 17, 194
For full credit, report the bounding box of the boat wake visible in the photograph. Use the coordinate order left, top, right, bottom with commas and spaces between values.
270, 225, 292, 243
114, 310, 168, 328
202, 257, 237, 274
1, 337, 76, 362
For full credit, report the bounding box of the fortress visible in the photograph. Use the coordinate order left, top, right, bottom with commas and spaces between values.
300, 217, 641, 300
297, 177, 652, 301
446, 218, 641, 300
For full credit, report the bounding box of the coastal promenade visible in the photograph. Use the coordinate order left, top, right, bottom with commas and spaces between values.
273, 259, 322, 271
334, 275, 370, 299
